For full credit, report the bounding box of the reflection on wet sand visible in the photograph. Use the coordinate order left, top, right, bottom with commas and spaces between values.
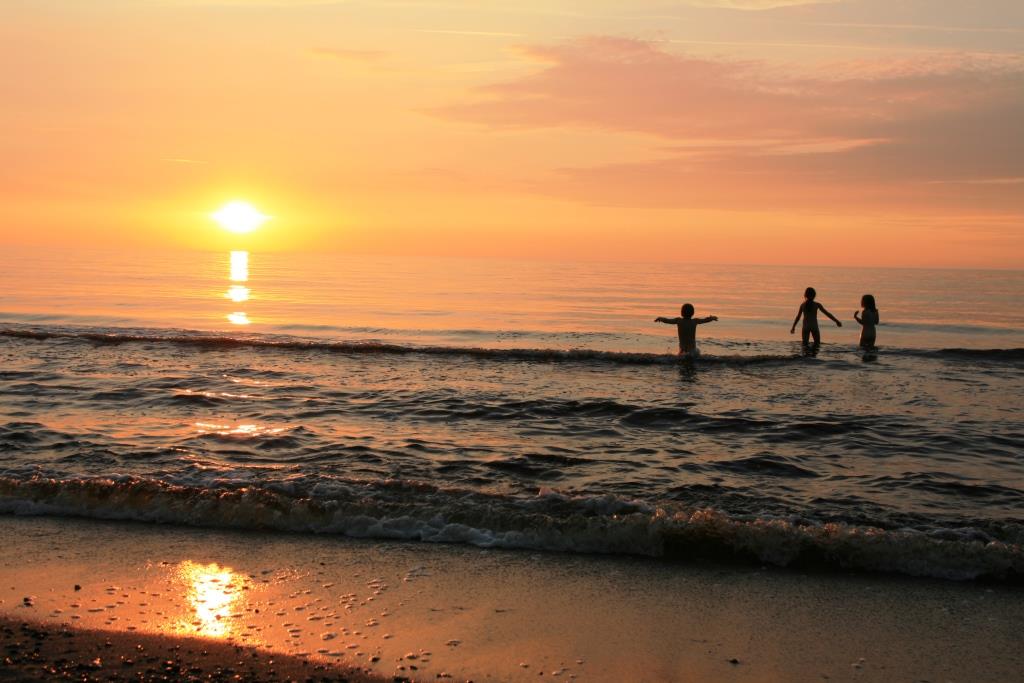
174, 561, 249, 640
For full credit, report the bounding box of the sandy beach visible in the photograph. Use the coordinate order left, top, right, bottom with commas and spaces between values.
2, 515, 1021, 682
0, 617, 383, 682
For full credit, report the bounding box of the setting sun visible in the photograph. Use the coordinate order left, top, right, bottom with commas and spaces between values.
211, 201, 269, 235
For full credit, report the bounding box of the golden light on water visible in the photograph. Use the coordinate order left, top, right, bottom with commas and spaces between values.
227, 251, 251, 324
229, 251, 249, 282
175, 561, 248, 639
211, 201, 269, 234
194, 422, 288, 436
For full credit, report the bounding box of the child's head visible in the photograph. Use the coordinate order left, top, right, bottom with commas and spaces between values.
681, 303, 695, 318
861, 294, 876, 310
804, 286, 816, 301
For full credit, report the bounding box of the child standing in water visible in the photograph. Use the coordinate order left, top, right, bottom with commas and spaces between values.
790, 287, 841, 347
854, 294, 879, 350
655, 303, 718, 358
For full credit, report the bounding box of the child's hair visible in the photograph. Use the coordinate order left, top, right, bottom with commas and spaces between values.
861, 294, 876, 310
681, 303, 695, 318
804, 287, 816, 300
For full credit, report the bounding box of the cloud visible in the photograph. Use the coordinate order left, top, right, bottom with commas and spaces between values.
414, 29, 527, 38
678, 0, 837, 8
799, 22, 1024, 35
434, 36, 1024, 213
769, 0, 1024, 30
164, 1, 347, 6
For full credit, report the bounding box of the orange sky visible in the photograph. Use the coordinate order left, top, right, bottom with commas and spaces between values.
1, 0, 1022, 267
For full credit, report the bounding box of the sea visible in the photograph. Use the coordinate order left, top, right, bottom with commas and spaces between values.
1, 246, 1022, 581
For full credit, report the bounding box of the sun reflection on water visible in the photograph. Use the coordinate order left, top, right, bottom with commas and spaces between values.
194, 422, 288, 437
229, 251, 249, 282
174, 561, 249, 639
226, 251, 252, 325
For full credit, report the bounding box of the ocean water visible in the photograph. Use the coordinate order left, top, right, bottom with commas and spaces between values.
1, 247, 1022, 581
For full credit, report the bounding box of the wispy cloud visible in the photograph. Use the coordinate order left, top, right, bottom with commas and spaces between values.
927, 177, 1024, 186
163, 0, 347, 6
414, 29, 527, 38
679, 0, 838, 8
657, 37, 955, 54
162, 0, 348, 6
433, 36, 1024, 213
799, 21, 1024, 35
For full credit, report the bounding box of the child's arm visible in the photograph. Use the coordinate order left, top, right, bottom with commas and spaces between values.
820, 304, 842, 327
655, 317, 682, 324
854, 310, 863, 325
697, 316, 718, 324
790, 304, 803, 333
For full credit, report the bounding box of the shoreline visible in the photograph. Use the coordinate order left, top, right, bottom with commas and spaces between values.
2, 514, 1023, 681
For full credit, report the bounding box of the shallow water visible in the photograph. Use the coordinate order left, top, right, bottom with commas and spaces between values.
1, 248, 1022, 580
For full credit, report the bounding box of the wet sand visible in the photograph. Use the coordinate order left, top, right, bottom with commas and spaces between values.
0, 617, 382, 682
1, 515, 1022, 682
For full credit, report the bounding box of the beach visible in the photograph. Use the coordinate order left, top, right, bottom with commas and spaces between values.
0, 617, 381, 682
3, 515, 1022, 682
4, 0, 1024, 678
1, 253, 1023, 681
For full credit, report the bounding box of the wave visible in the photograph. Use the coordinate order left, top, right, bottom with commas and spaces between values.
0, 327, 801, 366
5, 326, 1022, 367
0, 474, 1020, 582
882, 321, 1022, 336
926, 348, 1024, 361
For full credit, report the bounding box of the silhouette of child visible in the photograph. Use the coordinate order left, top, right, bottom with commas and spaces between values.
790, 286, 841, 346
655, 303, 718, 358
854, 294, 879, 350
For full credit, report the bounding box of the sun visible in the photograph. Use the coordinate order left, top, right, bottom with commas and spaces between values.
211, 201, 270, 234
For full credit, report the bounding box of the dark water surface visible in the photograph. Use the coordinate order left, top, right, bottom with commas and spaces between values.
1, 249, 1022, 580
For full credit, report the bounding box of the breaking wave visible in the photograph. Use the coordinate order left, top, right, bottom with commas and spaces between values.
0, 474, 1020, 582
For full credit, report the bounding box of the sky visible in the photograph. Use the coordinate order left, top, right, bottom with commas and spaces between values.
1, 0, 1022, 267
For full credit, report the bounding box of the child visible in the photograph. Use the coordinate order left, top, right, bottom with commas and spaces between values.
854, 294, 879, 350
790, 286, 841, 346
655, 303, 718, 358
